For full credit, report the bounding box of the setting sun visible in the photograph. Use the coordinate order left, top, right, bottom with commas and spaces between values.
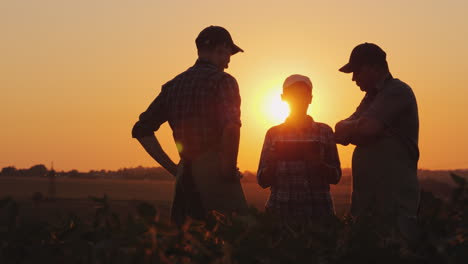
1, 0, 467, 172
262, 87, 290, 124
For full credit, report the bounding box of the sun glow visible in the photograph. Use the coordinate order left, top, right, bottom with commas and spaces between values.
262, 88, 290, 125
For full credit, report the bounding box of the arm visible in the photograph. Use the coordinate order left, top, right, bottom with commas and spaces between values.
334, 93, 373, 145
217, 74, 243, 181
137, 135, 177, 176
322, 126, 342, 184
334, 120, 355, 145
350, 82, 414, 145
351, 117, 385, 144
257, 131, 276, 188
335, 117, 384, 146
132, 85, 176, 175
220, 124, 241, 181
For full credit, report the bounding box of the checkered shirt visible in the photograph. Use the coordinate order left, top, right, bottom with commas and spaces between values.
257, 116, 341, 218
132, 60, 241, 160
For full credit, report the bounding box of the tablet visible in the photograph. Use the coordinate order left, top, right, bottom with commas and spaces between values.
273, 140, 322, 161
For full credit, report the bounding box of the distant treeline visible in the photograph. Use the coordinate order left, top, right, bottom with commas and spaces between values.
0, 165, 174, 181
1, 164, 467, 185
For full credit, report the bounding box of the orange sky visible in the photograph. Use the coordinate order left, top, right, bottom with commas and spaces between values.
1, 0, 468, 171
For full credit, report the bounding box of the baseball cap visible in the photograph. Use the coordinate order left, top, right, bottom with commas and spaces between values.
283, 74, 313, 91
196, 26, 244, 55
339, 43, 387, 73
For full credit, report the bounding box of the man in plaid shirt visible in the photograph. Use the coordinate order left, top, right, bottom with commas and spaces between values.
132, 26, 247, 225
257, 75, 342, 221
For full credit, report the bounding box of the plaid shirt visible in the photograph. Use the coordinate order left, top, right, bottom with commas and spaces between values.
257, 116, 341, 218
132, 59, 241, 160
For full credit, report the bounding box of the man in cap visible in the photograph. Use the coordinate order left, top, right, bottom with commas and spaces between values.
257, 74, 342, 223
335, 43, 420, 234
132, 26, 247, 225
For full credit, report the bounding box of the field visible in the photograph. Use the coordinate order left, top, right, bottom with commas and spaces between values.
0, 176, 351, 223
1, 175, 466, 263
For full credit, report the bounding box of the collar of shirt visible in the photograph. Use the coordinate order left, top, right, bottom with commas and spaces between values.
365, 73, 394, 98
284, 115, 315, 129
194, 59, 220, 70
375, 73, 394, 93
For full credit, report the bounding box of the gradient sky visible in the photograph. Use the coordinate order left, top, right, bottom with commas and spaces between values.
1, 0, 467, 171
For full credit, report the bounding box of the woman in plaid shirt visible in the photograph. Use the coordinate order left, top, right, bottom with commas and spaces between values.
257, 75, 342, 222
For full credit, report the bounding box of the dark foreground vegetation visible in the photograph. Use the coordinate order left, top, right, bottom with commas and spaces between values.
1, 174, 466, 264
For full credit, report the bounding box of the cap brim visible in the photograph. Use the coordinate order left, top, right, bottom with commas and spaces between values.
339, 63, 353, 73
231, 43, 244, 55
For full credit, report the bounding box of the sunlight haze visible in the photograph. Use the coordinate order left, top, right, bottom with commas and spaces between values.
1, 0, 467, 171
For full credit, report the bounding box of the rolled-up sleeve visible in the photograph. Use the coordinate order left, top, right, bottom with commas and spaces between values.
217, 75, 241, 128
362, 84, 414, 126
132, 86, 169, 138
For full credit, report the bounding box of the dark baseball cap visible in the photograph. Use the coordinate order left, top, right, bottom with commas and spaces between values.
196, 26, 244, 55
339, 43, 386, 73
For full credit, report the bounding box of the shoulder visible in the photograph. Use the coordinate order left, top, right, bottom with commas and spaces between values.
217, 72, 239, 87
385, 78, 416, 98
267, 124, 283, 134
220, 71, 236, 80
389, 78, 411, 89
161, 71, 186, 90
215, 73, 240, 99
265, 124, 284, 138
315, 122, 334, 135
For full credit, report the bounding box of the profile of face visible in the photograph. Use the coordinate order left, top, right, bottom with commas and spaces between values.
213, 44, 233, 70
352, 65, 380, 93
281, 83, 312, 114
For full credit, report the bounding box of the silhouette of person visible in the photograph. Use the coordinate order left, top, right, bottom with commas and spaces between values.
257, 75, 342, 223
335, 43, 420, 234
132, 26, 248, 225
